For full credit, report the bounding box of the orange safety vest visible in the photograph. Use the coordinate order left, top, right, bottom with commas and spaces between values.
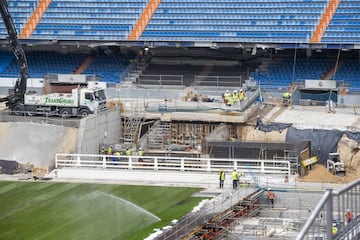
268, 191, 275, 200
345, 211, 353, 221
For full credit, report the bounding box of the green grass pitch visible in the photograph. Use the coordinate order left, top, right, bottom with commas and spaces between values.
0, 181, 206, 240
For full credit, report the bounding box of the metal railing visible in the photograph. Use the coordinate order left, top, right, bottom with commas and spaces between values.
194, 75, 245, 88
55, 154, 291, 175
138, 74, 184, 86
297, 179, 360, 240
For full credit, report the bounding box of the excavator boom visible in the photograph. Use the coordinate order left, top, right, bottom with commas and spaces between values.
0, 0, 28, 101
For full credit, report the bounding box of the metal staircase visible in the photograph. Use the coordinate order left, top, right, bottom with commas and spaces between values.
122, 103, 144, 145
147, 121, 171, 149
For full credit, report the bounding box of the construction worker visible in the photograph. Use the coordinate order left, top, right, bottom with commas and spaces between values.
232, 90, 239, 104
239, 89, 245, 107
125, 148, 132, 162
99, 147, 105, 155
282, 92, 291, 99
284, 175, 289, 183
219, 169, 225, 189
113, 151, 121, 165
138, 147, 144, 166
224, 90, 231, 106
332, 223, 338, 236
107, 145, 113, 155
267, 188, 275, 208
345, 209, 353, 223
231, 169, 239, 189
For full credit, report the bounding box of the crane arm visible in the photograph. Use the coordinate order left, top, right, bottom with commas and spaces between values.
0, 0, 28, 98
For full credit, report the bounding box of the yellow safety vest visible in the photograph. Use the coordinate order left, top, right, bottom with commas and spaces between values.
239, 92, 245, 100
232, 171, 239, 180
219, 171, 225, 181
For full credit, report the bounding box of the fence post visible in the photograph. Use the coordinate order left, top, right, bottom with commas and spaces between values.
129, 157, 133, 170
261, 160, 265, 173
327, 189, 333, 240
76, 154, 81, 167
102, 155, 106, 168
154, 157, 158, 171
181, 158, 185, 171
207, 159, 211, 172
55, 154, 58, 168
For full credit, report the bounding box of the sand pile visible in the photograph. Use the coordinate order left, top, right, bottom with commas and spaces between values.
298, 164, 359, 184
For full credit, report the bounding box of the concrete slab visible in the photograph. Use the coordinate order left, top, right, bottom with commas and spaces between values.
271, 106, 360, 131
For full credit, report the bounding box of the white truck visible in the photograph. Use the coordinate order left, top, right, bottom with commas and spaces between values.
20, 86, 107, 117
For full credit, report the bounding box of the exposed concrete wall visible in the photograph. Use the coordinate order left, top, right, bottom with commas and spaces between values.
0, 122, 77, 167
76, 109, 121, 154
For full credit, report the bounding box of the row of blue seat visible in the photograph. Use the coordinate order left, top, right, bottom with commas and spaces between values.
152, 20, 317, 25
159, 2, 326, 7
46, 8, 145, 13
163, 0, 328, 2
32, 30, 129, 36
53, 0, 146, 2
326, 27, 360, 31
156, 9, 324, 14
29, 35, 128, 41
141, 31, 309, 38
36, 25, 131, 31
50, 2, 146, 7
43, 13, 140, 19
41, 19, 137, 25
146, 25, 314, 31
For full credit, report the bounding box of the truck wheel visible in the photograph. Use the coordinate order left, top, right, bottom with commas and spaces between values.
25, 105, 37, 116
79, 109, 90, 118
59, 108, 72, 118
11, 104, 25, 116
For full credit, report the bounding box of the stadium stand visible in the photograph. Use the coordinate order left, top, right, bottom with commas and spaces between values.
140, 0, 328, 42
30, 0, 148, 41
322, 0, 360, 43
82, 53, 131, 83
251, 51, 337, 88
2, 51, 86, 77
0, 0, 39, 39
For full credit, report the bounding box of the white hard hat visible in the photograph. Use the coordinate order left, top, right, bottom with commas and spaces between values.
233, 90, 237, 92
226, 90, 229, 92
240, 88, 243, 92
332, 223, 336, 226
268, 188, 271, 191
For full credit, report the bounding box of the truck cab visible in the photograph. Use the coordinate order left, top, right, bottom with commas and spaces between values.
81, 87, 107, 115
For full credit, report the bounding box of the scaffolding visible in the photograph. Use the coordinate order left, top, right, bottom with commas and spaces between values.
122, 102, 144, 146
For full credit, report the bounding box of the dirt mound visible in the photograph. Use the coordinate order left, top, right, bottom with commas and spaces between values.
298, 164, 359, 184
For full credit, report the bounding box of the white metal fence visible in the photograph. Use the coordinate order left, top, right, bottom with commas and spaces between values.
55, 154, 291, 175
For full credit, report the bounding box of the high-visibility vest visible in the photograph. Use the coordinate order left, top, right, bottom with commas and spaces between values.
268, 191, 275, 200
219, 171, 225, 181
332, 226, 338, 235
138, 150, 143, 156
345, 211, 353, 221
283, 92, 291, 99
107, 147, 113, 155
232, 93, 239, 102
231, 171, 239, 180
239, 92, 245, 100
126, 149, 131, 156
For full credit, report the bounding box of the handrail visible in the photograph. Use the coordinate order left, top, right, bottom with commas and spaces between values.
296, 190, 332, 240
55, 153, 291, 175
297, 178, 360, 239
